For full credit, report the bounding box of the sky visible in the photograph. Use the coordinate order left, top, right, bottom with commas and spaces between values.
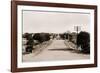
22, 10, 90, 33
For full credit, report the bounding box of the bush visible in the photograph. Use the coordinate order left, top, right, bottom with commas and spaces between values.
77, 31, 90, 54
26, 45, 33, 53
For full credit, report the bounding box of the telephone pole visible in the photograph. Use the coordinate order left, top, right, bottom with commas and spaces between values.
74, 26, 81, 50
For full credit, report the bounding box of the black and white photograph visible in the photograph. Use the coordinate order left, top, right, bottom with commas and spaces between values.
22, 10, 90, 62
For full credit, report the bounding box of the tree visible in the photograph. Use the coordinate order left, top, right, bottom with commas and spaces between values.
23, 33, 33, 40
23, 33, 34, 53
77, 31, 90, 53
59, 33, 68, 40
33, 33, 50, 43
33, 33, 43, 43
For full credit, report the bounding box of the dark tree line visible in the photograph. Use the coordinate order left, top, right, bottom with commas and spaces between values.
23, 31, 90, 54
59, 31, 90, 54
23, 33, 51, 53
33, 33, 50, 43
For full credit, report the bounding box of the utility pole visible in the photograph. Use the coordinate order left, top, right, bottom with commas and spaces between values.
74, 26, 81, 50
66, 31, 71, 42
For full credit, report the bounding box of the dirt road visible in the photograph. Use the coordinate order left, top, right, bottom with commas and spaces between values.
23, 39, 90, 62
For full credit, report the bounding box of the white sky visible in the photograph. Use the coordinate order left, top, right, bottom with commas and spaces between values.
23, 10, 90, 33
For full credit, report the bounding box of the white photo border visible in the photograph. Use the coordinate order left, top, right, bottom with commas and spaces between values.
17, 5, 94, 68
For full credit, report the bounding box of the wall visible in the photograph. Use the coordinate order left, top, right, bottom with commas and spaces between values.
0, 0, 99, 73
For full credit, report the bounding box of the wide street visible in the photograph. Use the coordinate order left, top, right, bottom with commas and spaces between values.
23, 39, 90, 62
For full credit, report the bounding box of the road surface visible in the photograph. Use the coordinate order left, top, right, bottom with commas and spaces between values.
23, 39, 90, 62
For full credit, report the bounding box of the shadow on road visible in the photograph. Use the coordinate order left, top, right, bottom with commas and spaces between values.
48, 48, 90, 55
48, 48, 74, 51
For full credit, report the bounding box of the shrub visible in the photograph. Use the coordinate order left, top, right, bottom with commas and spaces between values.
77, 31, 90, 53
26, 45, 33, 53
